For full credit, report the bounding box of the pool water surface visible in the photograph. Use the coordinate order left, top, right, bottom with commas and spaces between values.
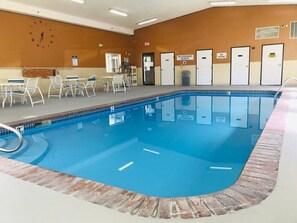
0, 92, 276, 197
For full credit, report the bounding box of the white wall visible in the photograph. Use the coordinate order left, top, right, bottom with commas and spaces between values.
147, 60, 297, 86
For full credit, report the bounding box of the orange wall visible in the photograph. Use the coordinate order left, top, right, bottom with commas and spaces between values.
133, 5, 297, 67
0, 10, 133, 68
1, 5, 297, 69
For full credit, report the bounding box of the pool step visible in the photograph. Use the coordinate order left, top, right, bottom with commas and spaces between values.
0, 135, 48, 164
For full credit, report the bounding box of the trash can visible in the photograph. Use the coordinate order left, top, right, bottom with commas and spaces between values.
182, 70, 190, 86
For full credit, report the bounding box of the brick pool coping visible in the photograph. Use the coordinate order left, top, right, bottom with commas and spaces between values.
0, 90, 289, 219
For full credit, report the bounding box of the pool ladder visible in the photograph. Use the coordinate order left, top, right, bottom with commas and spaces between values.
274, 77, 297, 103
0, 123, 23, 153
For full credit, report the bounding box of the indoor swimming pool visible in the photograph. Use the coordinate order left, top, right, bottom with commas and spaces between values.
0, 91, 277, 197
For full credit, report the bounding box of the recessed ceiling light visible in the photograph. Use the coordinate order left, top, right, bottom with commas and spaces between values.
209, 0, 236, 6
138, 18, 157, 26
70, 0, 85, 4
268, 0, 297, 2
109, 9, 128, 17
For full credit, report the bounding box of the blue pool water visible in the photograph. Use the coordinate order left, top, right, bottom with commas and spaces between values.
0, 92, 276, 197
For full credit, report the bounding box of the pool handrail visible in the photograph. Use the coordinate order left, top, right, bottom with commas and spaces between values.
274, 77, 297, 103
0, 123, 23, 153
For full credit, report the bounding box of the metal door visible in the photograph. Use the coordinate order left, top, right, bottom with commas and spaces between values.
142, 53, 155, 85
231, 46, 250, 85
196, 49, 213, 85
261, 44, 284, 85
161, 52, 175, 85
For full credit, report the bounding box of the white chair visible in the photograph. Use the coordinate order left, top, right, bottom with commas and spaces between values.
112, 74, 126, 93
79, 75, 96, 97
13, 78, 45, 107
48, 75, 69, 99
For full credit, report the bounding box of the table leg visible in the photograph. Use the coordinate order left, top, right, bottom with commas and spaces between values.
9, 88, 13, 107
2, 86, 8, 108
106, 80, 109, 92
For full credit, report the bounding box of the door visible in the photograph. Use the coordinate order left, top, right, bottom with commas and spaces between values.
196, 49, 213, 85
142, 53, 155, 85
261, 44, 284, 85
231, 46, 250, 85
161, 52, 175, 85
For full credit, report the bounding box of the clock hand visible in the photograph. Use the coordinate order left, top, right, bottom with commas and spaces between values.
40, 32, 44, 41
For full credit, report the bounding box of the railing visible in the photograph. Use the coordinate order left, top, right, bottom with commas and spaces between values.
274, 77, 297, 103
0, 123, 23, 153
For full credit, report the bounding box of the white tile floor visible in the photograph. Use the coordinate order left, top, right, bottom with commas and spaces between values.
1, 86, 297, 223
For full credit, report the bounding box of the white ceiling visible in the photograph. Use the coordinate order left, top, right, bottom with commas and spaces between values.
0, 0, 295, 35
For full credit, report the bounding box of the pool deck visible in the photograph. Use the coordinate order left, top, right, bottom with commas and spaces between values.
1, 85, 297, 223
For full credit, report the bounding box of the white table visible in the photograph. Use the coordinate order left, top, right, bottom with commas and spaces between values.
101, 74, 131, 92
0, 82, 25, 108
101, 76, 114, 92
63, 78, 87, 97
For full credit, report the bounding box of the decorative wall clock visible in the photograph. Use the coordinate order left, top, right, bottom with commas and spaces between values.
29, 20, 54, 49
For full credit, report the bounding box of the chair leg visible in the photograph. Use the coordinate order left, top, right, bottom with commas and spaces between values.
21, 95, 28, 104
85, 87, 89, 97
123, 82, 126, 92
27, 93, 34, 107
59, 86, 63, 99
48, 85, 52, 98
87, 87, 96, 97
37, 87, 45, 104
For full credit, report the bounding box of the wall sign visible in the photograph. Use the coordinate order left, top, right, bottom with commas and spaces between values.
268, 52, 276, 58
144, 42, 150, 46
177, 54, 194, 61
216, 52, 227, 59
72, 56, 78, 66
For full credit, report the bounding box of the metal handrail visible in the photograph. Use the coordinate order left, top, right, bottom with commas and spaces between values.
274, 77, 297, 102
0, 123, 23, 153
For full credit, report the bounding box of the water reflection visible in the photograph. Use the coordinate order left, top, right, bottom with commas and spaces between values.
148, 94, 274, 130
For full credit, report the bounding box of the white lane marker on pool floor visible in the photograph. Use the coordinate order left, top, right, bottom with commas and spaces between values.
118, 162, 134, 171
143, 148, 160, 155
210, 166, 232, 170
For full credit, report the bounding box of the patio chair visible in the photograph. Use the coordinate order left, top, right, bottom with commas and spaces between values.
78, 75, 97, 97
112, 74, 126, 93
48, 75, 69, 99
13, 78, 45, 107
